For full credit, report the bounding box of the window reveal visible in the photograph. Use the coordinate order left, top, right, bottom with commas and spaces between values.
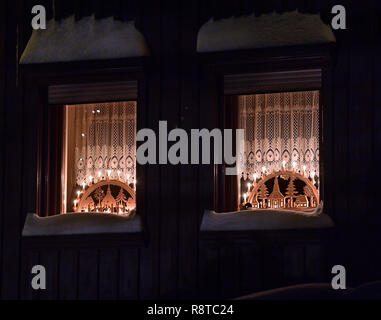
61, 101, 136, 215
238, 91, 320, 211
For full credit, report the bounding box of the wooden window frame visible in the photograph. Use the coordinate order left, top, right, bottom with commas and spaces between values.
21, 58, 148, 221
199, 44, 335, 214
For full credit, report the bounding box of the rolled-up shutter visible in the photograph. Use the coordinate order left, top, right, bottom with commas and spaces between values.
48, 80, 138, 104
224, 69, 321, 95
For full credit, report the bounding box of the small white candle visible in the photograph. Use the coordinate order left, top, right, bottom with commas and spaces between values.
73, 199, 78, 206
82, 182, 86, 190
126, 174, 130, 184
98, 171, 102, 179
133, 179, 137, 190
303, 165, 306, 176
77, 190, 81, 198
247, 183, 251, 191
311, 171, 316, 184
89, 175, 93, 185
107, 169, 111, 178
243, 193, 247, 203
292, 162, 297, 171
262, 166, 266, 175
117, 170, 121, 178
282, 160, 286, 170
253, 173, 258, 183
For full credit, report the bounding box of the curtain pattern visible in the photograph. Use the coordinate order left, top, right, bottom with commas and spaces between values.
237, 91, 319, 180
72, 101, 136, 187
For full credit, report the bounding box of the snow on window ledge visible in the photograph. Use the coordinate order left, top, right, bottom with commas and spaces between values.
197, 10, 336, 53
200, 203, 334, 231
20, 15, 149, 64
22, 212, 143, 237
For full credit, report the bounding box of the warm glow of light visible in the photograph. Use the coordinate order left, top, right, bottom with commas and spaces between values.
77, 190, 81, 198
311, 171, 315, 178
282, 160, 286, 168
292, 161, 297, 170
262, 166, 266, 173
107, 169, 111, 177
98, 171, 102, 178
254, 173, 258, 181
247, 183, 251, 190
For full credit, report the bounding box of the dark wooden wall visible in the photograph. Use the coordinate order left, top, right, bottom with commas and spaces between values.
1, 0, 381, 299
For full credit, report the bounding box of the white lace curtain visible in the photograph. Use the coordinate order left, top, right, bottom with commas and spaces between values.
72, 101, 136, 186
237, 91, 319, 179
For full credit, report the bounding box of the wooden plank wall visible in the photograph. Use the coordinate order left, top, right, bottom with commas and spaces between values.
0, 0, 381, 299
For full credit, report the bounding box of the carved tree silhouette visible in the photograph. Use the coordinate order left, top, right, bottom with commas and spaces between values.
115, 187, 127, 206
258, 183, 269, 199
94, 187, 105, 206
286, 178, 297, 207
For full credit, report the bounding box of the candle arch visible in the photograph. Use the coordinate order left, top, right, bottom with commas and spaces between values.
75, 179, 136, 214
246, 170, 319, 210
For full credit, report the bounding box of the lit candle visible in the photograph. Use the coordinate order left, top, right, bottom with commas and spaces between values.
253, 173, 258, 184
247, 183, 251, 191
292, 161, 297, 171
82, 181, 86, 190
107, 169, 111, 179
117, 170, 121, 179
302, 165, 306, 176
89, 175, 93, 185
262, 166, 266, 175
73, 199, 78, 206
98, 171, 102, 180
133, 179, 137, 191
77, 190, 81, 198
282, 160, 286, 170
243, 193, 247, 203
126, 174, 130, 184
311, 171, 316, 185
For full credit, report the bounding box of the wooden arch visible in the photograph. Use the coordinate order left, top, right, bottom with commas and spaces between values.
247, 170, 319, 206
77, 179, 135, 212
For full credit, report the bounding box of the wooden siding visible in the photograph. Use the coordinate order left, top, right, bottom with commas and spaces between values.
0, 0, 381, 299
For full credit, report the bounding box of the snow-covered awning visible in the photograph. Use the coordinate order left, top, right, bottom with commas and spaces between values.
20, 15, 149, 64
197, 11, 335, 53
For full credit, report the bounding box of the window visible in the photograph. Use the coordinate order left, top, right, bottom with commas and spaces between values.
61, 101, 137, 215
43, 100, 137, 216
217, 66, 324, 213
237, 91, 320, 211
35, 77, 141, 217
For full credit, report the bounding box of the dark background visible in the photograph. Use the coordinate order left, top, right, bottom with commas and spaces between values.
0, 0, 380, 299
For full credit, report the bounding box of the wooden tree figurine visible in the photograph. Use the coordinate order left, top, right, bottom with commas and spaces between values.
285, 177, 297, 207
115, 187, 127, 207
258, 183, 269, 208
94, 187, 105, 207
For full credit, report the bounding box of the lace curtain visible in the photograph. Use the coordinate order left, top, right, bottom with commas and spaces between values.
71, 101, 136, 187
237, 91, 319, 180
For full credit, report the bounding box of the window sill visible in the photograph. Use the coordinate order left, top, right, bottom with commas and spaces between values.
23, 212, 143, 236
200, 208, 334, 232
21, 212, 145, 248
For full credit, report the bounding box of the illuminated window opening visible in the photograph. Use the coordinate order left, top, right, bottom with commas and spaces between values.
237, 91, 320, 211
60, 101, 137, 215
